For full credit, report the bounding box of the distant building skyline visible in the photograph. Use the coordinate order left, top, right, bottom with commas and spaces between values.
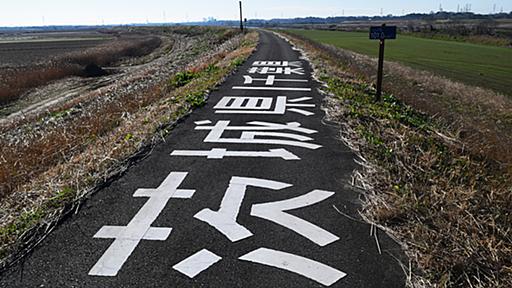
1, 0, 511, 27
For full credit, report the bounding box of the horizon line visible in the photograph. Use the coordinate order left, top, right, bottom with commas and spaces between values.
0, 11, 510, 29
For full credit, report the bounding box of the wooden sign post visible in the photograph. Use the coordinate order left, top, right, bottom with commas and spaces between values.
369, 24, 397, 101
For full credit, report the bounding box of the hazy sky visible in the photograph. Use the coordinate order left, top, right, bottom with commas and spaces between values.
1, 0, 511, 27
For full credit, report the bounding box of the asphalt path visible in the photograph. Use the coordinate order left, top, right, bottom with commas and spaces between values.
0, 31, 405, 287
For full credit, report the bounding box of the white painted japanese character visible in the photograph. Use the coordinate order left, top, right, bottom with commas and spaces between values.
194, 176, 339, 245
194, 120, 322, 150
174, 175, 346, 286
248, 67, 305, 75
243, 75, 308, 86
252, 61, 302, 67
214, 96, 314, 116
89, 172, 195, 277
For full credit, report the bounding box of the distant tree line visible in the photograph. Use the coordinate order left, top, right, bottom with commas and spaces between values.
1, 11, 511, 33
241, 11, 512, 27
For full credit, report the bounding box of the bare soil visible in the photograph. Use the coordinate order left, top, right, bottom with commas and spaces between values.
0, 29, 165, 117
0, 38, 111, 68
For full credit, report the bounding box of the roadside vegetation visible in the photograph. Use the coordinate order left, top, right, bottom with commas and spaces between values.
404, 31, 511, 47
402, 18, 512, 47
285, 29, 512, 96
278, 31, 512, 287
0, 36, 162, 106
0, 27, 258, 269
286, 16, 512, 47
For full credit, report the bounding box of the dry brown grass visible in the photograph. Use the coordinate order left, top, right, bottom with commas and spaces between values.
0, 30, 258, 269
0, 36, 161, 106
278, 31, 512, 287
64, 36, 162, 67
0, 65, 80, 105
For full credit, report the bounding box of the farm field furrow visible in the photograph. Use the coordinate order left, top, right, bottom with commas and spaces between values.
0, 39, 111, 67
286, 29, 512, 96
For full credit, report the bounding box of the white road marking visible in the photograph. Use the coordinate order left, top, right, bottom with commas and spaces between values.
214, 96, 315, 116
94, 226, 172, 241
287, 108, 315, 116
248, 67, 305, 75
194, 177, 292, 242
286, 103, 315, 108
215, 96, 283, 112
243, 75, 308, 86
173, 249, 222, 278
142, 227, 174, 241
252, 61, 302, 67
266, 75, 275, 85
171, 148, 300, 160
287, 97, 313, 103
195, 120, 212, 125
239, 248, 347, 286
251, 190, 339, 246
232, 86, 311, 92
195, 121, 322, 150
89, 172, 195, 277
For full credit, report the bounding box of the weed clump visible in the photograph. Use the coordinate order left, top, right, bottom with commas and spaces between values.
185, 91, 206, 108
169, 71, 199, 88
231, 57, 245, 68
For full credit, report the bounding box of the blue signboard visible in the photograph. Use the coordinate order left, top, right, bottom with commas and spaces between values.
369, 26, 397, 40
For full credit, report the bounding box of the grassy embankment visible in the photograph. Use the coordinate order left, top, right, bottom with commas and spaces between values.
278, 30, 512, 287
286, 29, 512, 96
0, 28, 258, 269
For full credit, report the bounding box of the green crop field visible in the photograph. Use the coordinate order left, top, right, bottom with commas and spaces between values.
287, 29, 512, 96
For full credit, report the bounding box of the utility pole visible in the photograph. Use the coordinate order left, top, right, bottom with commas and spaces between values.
239, 1, 244, 32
